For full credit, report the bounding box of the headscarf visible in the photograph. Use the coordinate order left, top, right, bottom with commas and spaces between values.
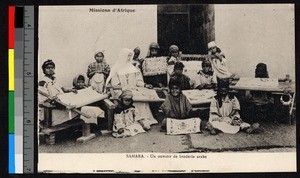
215, 78, 233, 107
115, 90, 135, 114
207, 41, 217, 49
149, 42, 160, 49
169, 45, 179, 53
146, 42, 160, 58
119, 90, 133, 99
255, 63, 269, 78
174, 62, 185, 70
72, 74, 87, 89
133, 47, 141, 55
105, 48, 135, 87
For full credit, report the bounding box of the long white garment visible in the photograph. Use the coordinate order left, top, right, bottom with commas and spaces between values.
209, 57, 232, 79
108, 48, 158, 125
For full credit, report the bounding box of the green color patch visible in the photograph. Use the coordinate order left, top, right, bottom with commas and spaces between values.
9, 91, 14, 133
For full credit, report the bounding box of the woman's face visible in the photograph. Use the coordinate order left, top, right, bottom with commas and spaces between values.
170, 51, 179, 58
95, 52, 104, 63
170, 85, 181, 97
133, 51, 140, 59
44, 64, 55, 76
150, 48, 158, 56
209, 46, 217, 54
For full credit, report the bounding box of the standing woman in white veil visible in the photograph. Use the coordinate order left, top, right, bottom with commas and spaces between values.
106, 48, 158, 129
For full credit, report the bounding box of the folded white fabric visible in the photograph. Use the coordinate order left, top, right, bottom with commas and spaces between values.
80, 106, 105, 124
167, 118, 201, 135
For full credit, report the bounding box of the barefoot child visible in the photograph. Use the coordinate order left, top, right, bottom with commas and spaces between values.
206, 79, 259, 135
112, 90, 151, 138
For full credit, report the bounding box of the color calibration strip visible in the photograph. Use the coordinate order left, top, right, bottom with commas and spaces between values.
15, 6, 25, 174
9, 6, 35, 174
8, 6, 15, 174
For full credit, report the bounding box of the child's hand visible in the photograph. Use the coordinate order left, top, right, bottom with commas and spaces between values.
214, 53, 223, 61
145, 84, 153, 89
196, 84, 205, 90
70, 89, 78, 94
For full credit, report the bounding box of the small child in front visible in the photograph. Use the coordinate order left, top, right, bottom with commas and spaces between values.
206, 79, 259, 135
112, 90, 151, 138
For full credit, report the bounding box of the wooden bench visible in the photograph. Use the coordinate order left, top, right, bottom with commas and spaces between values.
39, 99, 115, 145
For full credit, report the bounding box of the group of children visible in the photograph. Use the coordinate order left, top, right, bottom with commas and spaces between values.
39, 41, 272, 138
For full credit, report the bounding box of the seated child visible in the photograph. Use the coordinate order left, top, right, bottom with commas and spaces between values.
195, 60, 217, 90
73, 74, 88, 90
169, 62, 191, 90
245, 63, 274, 122
112, 90, 151, 138
207, 41, 234, 79
206, 78, 259, 135
38, 59, 78, 127
87, 51, 110, 93
160, 79, 200, 131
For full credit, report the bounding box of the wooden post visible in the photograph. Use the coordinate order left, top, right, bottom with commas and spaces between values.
82, 123, 91, 137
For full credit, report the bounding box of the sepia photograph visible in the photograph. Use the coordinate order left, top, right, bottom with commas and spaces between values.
37, 4, 296, 173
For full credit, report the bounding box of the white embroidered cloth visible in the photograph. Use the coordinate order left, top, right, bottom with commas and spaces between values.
182, 89, 216, 105
142, 57, 168, 76
57, 87, 108, 108
167, 118, 201, 135
233, 77, 279, 91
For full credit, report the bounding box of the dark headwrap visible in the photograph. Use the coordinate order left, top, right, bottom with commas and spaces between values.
42, 59, 55, 72
255, 63, 269, 78
115, 90, 135, 114
168, 78, 183, 91
174, 62, 185, 70
149, 42, 160, 49
169, 45, 179, 53
215, 78, 233, 107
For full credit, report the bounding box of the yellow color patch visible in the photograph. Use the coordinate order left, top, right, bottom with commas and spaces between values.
9, 49, 14, 91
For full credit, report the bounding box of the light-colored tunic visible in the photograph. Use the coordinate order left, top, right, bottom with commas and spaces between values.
209, 95, 250, 134
38, 76, 77, 126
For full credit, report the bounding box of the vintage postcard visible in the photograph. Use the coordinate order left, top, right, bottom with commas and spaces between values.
37, 4, 296, 173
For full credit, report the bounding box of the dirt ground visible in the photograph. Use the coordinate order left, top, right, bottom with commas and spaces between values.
39, 119, 296, 153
